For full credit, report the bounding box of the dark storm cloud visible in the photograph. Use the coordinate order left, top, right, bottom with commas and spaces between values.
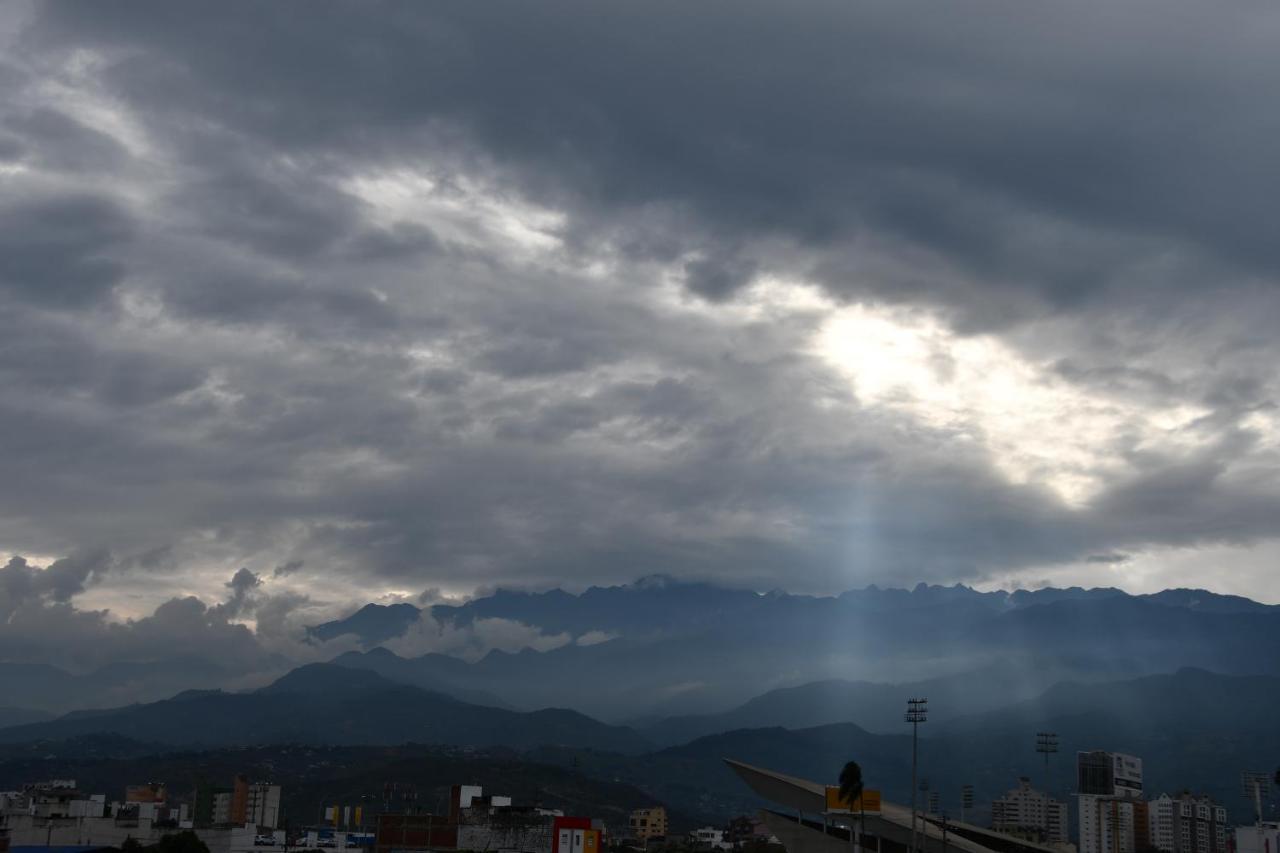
0, 550, 112, 607
0, 0, 1277, 683
272, 559, 304, 578
29, 1, 1280, 319
0, 193, 134, 307
5, 107, 129, 172
214, 567, 263, 619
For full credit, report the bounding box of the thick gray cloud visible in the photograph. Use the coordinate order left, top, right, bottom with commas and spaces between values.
0, 192, 134, 307
0, 0, 1278, 678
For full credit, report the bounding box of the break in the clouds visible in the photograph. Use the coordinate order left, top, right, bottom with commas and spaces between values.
2, 0, 1280, 661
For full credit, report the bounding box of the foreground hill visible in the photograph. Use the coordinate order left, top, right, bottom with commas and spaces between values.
640, 660, 1096, 744
0, 669, 1274, 826
531, 668, 1280, 822
0, 664, 651, 753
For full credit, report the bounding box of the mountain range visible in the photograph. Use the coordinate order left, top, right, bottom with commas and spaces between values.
1, 667, 1276, 827
2, 578, 1278, 827
0, 663, 649, 753
317, 579, 1280, 720
7, 579, 1278, 724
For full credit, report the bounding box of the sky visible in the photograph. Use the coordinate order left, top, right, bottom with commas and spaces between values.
2, 0, 1280, 664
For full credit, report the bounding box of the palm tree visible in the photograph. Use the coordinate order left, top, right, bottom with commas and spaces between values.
839, 761, 865, 852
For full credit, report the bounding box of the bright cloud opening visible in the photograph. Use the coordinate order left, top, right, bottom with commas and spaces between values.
814, 302, 1211, 505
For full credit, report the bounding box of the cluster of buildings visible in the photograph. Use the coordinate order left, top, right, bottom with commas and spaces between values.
193, 777, 283, 831
628, 808, 774, 851
373, 784, 606, 853
985, 750, 1277, 853
0, 777, 702, 853
727, 755, 1279, 853
1073, 750, 1232, 853
3, 753, 1274, 853
0, 777, 285, 853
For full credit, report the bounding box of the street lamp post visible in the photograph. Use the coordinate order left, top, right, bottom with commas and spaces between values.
905, 698, 928, 853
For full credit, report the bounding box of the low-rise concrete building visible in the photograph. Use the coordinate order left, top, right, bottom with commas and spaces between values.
629, 808, 667, 841
689, 827, 733, 850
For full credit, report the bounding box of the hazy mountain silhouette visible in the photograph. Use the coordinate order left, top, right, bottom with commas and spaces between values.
7, 580, 1276, 723
306, 602, 423, 645
0, 657, 240, 713
323, 580, 1280, 719
530, 669, 1280, 826
0, 667, 1276, 826
0, 663, 651, 753
640, 660, 1102, 744
0, 707, 53, 729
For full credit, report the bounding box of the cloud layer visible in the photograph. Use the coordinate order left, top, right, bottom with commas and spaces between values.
1, 0, 1279, 673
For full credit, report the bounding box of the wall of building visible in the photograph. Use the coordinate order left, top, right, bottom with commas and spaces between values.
629, 808, 668, 840
374, 813, 458, 853
1079, 797, 1137, 853
457, 819, 554, 853
1235, 823, 1280, 853
3, 814, 165, 848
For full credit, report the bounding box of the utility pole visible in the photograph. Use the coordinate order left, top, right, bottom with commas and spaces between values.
1035, 733, 1059, 769
960, 785, 973, 826
905, 698, 928, 853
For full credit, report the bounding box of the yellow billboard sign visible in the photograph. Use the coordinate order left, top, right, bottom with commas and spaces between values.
826, 786, 881, 814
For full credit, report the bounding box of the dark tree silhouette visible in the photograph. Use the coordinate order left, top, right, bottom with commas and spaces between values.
155, 831, 211, 853
839, 761, 866, 850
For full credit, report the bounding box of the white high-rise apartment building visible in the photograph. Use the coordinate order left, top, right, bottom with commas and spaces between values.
1149, 793, 1228, 853
1080, 797, 1139, 853
992, 777, 1069, 844
1078, 751, 1144, 853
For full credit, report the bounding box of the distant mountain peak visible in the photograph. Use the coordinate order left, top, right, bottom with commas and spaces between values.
634, 573, 680, 589
305, 601, 423, 646
259, 662, 411, 696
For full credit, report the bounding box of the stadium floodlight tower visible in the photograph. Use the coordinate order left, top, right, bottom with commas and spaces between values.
1242, 770, 1271, 853
1243, 771, 1271, 823
1036, 732, 1059, 768
905, 698, 929, 853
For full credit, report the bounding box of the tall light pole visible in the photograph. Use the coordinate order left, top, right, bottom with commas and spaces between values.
1035, 733, 1059, 769
905, 698, 928, 853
